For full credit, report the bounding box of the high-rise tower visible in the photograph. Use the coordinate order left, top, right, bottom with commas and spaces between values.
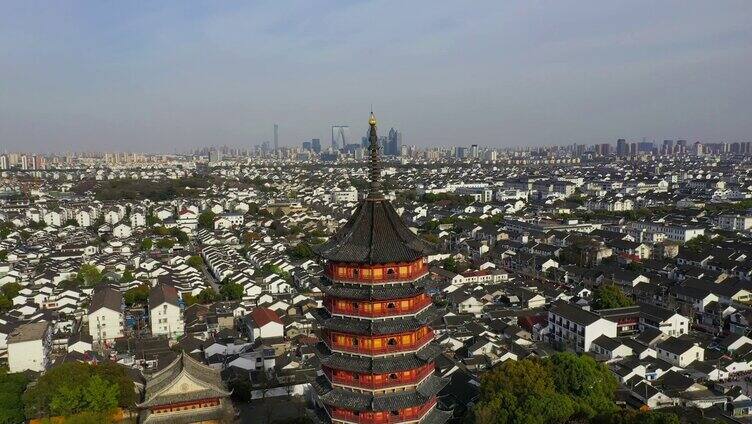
274, 124, 279, 154
332, 125, 351, 151
312, 113, 451, 424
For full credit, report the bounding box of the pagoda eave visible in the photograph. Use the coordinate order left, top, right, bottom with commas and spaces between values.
312, 374, 448, 412
314, 342, 443, 374
317, 278, 428, 301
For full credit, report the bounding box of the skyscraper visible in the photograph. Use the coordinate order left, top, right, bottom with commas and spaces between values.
311, 138, 321, 153
386, 127, 402, 156
312, 113, 451, 424
662, 140, 674, 155
332, 125, 350, 150
616, 138, 628, 157
274, 124, 279, 153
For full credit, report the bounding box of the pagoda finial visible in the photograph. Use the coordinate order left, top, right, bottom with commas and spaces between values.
367, 111, 382, 199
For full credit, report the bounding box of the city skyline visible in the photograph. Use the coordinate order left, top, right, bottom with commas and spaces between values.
1, 1, 751, 152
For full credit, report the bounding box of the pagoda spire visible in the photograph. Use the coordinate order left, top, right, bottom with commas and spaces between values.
367, 111, 382, 199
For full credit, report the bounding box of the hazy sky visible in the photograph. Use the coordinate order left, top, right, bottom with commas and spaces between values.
1, 1, 751, 152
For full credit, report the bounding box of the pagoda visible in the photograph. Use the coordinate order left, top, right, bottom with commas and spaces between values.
312, 113, 451, 424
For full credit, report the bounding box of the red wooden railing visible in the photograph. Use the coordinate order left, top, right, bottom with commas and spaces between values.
324, 363, 434, 390
329, 398, 437, 424
324, 295, 432, 318
326, 261, 427, 283
327, 330, 434, 355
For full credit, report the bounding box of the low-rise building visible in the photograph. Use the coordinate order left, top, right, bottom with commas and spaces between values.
547, 301, 617, 352
149, 284, 184, 338
88, 286, 125, 343
7, 321, 52, 373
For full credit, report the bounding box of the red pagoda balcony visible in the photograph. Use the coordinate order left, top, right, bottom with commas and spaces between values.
323, 363, 434, 390
328, 398, 436, 424
324, 294, 432, 318
326, 259, 427, 283
326, 327, 433, 355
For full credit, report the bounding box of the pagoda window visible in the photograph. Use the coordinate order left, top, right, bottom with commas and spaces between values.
352, 302, 359, 310
352, 338, 359, 347
387, 337, 397, 346
387, 302, 396, 309
389, 373, 398, 380
353, 373, 360, 380
387, 268, 395, 275
352, 269, 359, 277
391, 410, 400, 416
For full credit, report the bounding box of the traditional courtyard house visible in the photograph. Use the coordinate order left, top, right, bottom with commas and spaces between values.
656, 337, 704, 367
244, 307, 284, 341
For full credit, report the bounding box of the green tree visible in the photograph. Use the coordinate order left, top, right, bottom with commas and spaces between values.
0, 250, 7, 261
443, 257, 457, 273
220, 282, 244, 300
170, 227, 189, 244
549, 352, 618, 418
59, 279, 81, 290
471, 353, 620, 424
288, 243, 314, 260
24, 362, 135, 418
198, 211, 216, 229
50, 385, 84, 416
0, 371, 29, 424
121, 269, 135, 283
259, 264, 291, 281
0, 297, 12, 312
140, 237, 153, 251
684, 235, 712, 252
153, 226, 170, 236
124, 284, 150, 307
1, 282, 22, 300
0, 223, 14, 239
82, 375, 119, 413
156, 238, 176, 250
196, 288, 217, 304
95, 362, 137, 408
471, 357, 575, 424
77, 264, 103, 286
186, 255, 204, 269
592, 284, 634, 310
183, 292, 198, 306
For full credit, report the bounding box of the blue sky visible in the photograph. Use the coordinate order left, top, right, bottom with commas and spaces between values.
1, 1, 751, 152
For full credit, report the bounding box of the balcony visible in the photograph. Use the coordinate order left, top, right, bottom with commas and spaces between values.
328, 330, 434, 356
324, 364, 434, 390
325, 295, 433, 318
326, 261, 428, 284
328, 398, 436, 424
